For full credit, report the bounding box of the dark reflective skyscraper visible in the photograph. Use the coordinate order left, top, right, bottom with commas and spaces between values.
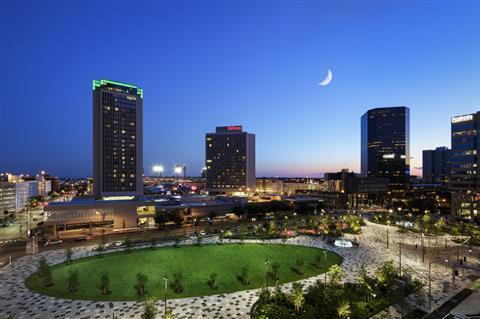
450, 112, 480, 219
361, 107, 410, 193
92, 79, 144, 198
422, 147, 450, 184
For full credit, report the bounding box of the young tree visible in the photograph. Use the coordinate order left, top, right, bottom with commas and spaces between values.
239, 266, 250, 285
269, 262, 280, 283
149, 236, 156, 250
291, 282, 304, 313
164, 308, 175, 319
357, 261, 372, 302
295, 259, 305, 275
124, 237, 132, 254
337, 301, 352, 319
100, 272, 110, 295
141, 298, 158, 319
207, 273, 217, 289
173, 273, 183, 293
65, 248, 73, 265
95, 242, 105, 257
327, 264, 344, 286
314, 254, 323, 269
196, 235, 202, 246
218, 232, 224, 245
174, 237, 180, 248
375, 260, 397, 288
38, 257, 53, 287
134, 272, 148, 296
68, 269, 79, 293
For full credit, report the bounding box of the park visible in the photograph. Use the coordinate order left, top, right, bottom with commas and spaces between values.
25, 243, 342, 301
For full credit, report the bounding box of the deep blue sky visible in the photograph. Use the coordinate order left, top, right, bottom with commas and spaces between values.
1, 1, 480, 178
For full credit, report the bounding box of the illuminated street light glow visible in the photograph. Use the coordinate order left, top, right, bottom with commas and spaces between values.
152, 165, 164, 173
174, 166, 183, 174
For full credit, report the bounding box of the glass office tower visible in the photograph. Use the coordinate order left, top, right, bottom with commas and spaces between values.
450, 112, 480, 219
92, 79, 143, 198
205, 126, 255, 194
422, 147, 451, 184
361, 106, 410, 193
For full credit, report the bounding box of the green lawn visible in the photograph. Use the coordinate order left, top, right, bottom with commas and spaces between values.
25, 243, 342, 301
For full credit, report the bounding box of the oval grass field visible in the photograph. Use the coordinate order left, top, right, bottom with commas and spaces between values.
25, 243, 342, 301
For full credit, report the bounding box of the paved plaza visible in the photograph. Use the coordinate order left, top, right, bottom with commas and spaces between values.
0, 222, 478, 319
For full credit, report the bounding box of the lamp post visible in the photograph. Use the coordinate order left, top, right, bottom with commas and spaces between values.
264, 258, 269, 289
421, 233, 425, 263
163, 273, 168, 316
399, 237, 402, 277
444, 259, 448, 273
386, 221, 390, 249
324, 250, 327, 284
428, 262, 432, 310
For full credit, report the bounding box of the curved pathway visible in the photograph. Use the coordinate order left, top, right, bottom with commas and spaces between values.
0, 222, 477, 318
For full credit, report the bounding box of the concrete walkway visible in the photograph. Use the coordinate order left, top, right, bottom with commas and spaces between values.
0, 222, 477, 318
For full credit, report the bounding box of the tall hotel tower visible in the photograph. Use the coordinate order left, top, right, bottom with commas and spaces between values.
361, 106, 410, 193
450, 112, 480, 220
92, 79, 143, 198
205, 126, 255, 194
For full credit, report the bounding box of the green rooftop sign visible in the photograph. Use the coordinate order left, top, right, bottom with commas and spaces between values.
92, 79, 143, 98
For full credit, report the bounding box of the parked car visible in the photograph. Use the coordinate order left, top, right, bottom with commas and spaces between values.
44, 239, 62, 246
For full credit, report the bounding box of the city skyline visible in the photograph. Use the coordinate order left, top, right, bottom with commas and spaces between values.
2, 2, 480, 178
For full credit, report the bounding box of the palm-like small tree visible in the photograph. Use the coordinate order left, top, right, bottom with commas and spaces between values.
327, 264, 344, 286
68, 269, 79, 293
338, 301, 352, 319
295, 259, 305, 275
124, 237, 132, 253
134, 272, 148, 296
172, 273, 183, 293
95, 243, 105, 257
196, 235, 202, 246
141, 298, 158, 319
239, 265, 250, 285
269, 262, 280, 283
65, 248, 73, 265
292, 282, 304, 313
38, 257, 53, 287
208, 273, 217, 289
100, 272, 110, 295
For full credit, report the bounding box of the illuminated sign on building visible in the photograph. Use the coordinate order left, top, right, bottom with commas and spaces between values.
227, 126, 242, 131
452, 114, 473, 123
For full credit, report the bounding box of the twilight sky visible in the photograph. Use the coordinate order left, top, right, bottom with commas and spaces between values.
1, 1, 480, 178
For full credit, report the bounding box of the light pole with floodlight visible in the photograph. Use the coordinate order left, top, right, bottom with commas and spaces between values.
153, 164, 164, 177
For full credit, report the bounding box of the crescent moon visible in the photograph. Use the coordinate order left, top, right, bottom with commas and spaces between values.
318, 69, 333, 86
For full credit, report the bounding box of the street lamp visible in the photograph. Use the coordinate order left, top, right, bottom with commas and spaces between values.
264, 258, 269, 289
163, 273, 168, 315
444, 259, 448, 273
428, 262, 432, 310
386, 220, 390, 249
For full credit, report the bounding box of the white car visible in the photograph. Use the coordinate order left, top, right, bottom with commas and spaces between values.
44, 239, 62, 246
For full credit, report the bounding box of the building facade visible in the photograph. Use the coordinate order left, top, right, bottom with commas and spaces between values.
205, 126, 255, 194
422, 147, 451, 184
361, 106, 410, 194
92, 79, 144, 198
0, 182, 16, 215
450, 112, 480, 219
